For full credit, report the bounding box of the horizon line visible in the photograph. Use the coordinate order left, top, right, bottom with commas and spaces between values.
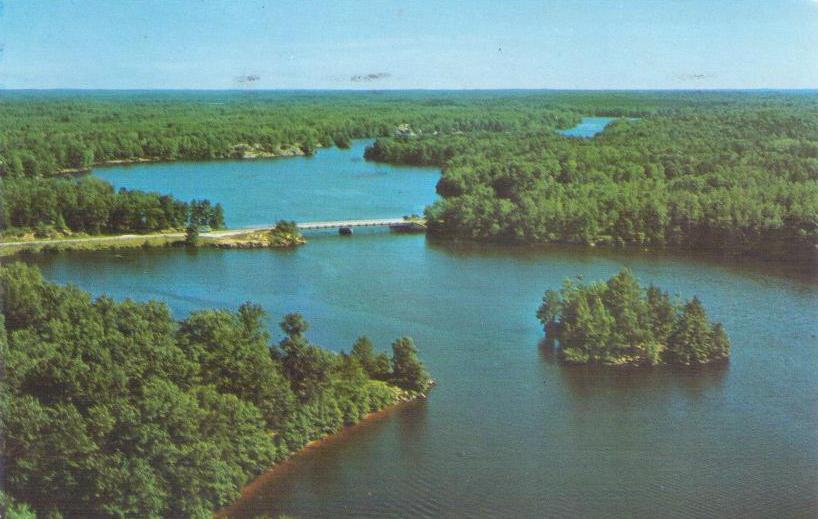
2, 87, 818, 93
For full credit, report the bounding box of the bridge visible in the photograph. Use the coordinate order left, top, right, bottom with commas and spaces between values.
200, 218, 426, 238
0, 218, 427, 250
295, 218, 423, 231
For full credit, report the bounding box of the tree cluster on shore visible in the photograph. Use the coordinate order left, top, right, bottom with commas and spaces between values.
365, 97, 818, 260
537, 269, 730, 366
0, 263, 431, 518
1, 176, 224, 238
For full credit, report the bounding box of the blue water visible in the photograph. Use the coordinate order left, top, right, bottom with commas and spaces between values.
17, 141, 818, 518
94, 140, 440, 228
22, 239, 818, 519
558, 116, 617, 138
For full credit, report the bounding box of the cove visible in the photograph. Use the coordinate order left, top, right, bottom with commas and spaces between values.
17, 142, 818, 518
93, 140, 440, 228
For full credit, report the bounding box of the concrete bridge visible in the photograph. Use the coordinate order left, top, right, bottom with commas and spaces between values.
296, 218, 423, 231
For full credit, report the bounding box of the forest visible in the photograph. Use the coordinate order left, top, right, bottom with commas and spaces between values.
2, 90, 816, 258
537, 269, 730, 366
365, 97, 818, 259
1, 176, 224, 237
0, 90, 588, 176
0, 263, 431, 518
0, 90, 579, 238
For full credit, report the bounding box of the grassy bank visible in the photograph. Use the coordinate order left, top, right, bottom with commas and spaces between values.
0, 234, 184, 257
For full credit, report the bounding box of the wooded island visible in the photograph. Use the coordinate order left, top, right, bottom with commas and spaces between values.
537, 269, 730, 366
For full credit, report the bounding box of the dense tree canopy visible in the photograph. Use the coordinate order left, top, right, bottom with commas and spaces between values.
0, 90, 576, 238
0, 176, 224, 236
4, 90, 814, 259
0, 263, 431, 518
365, 94, 818, 260
0, 90, 584, 177
537, 269, 730, 366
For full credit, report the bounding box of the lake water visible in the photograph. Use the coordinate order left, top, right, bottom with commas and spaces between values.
94, 140, 440, 227
17, 142, 818, 518
558, 116, 617, 138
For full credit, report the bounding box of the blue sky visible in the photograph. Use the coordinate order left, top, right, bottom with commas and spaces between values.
0, 0, 816, 89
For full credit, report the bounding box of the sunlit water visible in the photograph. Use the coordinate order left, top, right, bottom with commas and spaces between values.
94, 140, 439, 227
14, 136, 818, 518
557, 116, 616, 138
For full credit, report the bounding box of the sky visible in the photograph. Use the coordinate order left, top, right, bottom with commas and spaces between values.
0, 0, 816, 90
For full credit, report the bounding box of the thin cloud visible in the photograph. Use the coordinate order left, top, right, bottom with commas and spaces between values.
350, 72, 391, 83
235, 74, 261, 84
677, 73, 716, 81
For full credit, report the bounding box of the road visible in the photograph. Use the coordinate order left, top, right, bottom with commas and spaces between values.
0, 218, 421, 248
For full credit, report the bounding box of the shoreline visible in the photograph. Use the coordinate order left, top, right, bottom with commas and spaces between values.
0, 226, 291, 256
57, 143, 325, 175
3, 227, 813, 283
215, 395, 428, 518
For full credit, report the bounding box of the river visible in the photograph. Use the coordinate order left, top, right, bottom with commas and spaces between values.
16, 138, 818, 518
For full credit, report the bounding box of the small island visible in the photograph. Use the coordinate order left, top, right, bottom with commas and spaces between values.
537, 269, 730, 366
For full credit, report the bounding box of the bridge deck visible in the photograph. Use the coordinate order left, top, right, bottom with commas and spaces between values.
296, 218, 412, 230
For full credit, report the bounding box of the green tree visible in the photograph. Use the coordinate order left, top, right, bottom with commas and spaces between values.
668, 297, 710, 364
278, 314, 334, 401
646, 285, 676, 344
280, 312, 308, 339
0, 491, 38, 519
351, 336, 391, 380
185, 226, 199, 246
1, 263, 432, 517
536, 289, 563, 344
210, 203, 225, 229
536, 270, 730, 366
390, 337, 430, 392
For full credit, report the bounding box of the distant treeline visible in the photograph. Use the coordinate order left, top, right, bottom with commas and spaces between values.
2, 90, 816, 254
0, 91, 589, 176
0, 176, 224, 237
0, 263, 431, 518
0, 90, 582, 236
365, 98, 818, 259
4, 90, 782, 176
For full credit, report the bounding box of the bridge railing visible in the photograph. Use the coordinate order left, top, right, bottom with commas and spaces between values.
296, 218, 409, 230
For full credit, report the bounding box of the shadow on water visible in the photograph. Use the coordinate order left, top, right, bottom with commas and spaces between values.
425, 236, 818, 285
537, 339, 730, 402
396, 397, 430, 446
223, 399, 429, 519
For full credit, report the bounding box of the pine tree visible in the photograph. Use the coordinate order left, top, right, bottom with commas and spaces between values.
646, 285, 676, 344
390, 337, 430, 392
668, 297, 713, 365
